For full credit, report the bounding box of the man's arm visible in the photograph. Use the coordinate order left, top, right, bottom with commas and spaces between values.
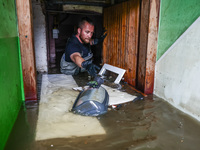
70, 52, 85, 67
70, 52, 100, 77
90, 28, 107, 45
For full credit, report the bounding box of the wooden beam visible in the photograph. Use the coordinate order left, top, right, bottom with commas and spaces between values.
144, 0, 160, 94
63, 4, 103, 14
137, 0, 150, 92
16, 0, 37, 100
137, 0, 160, 94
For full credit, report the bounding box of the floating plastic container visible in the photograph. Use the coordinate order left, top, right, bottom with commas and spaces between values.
71, 86, 109, 116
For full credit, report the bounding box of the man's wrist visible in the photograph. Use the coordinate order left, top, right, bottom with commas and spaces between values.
81, 60, 91, 69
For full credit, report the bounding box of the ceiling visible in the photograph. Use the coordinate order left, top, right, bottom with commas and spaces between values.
43, 0, 128, 13
45, 0, 111, 6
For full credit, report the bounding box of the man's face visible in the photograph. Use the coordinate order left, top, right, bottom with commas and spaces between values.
78, 22, 94, 44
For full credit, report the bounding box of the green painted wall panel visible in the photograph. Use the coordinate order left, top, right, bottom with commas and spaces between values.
0, 0, 18, 38
157, 0, 200, 60
0, 0, 24, 150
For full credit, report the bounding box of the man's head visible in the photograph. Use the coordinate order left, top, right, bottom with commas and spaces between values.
77, 17, 94, 44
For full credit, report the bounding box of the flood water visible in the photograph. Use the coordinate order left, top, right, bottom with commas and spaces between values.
5, 73, 200, 150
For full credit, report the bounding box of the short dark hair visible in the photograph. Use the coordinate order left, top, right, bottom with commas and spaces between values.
78, 17, 94, 29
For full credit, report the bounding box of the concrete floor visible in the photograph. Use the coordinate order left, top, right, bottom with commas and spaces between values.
5, 72, 200, 150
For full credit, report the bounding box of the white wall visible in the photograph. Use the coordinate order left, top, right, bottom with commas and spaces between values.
154, 17, 200, 121
32, 0, 48, 72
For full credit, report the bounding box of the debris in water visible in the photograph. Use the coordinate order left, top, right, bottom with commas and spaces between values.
72, 87, 83, 91
111, 104, 122, 110
132, 96, 144, 102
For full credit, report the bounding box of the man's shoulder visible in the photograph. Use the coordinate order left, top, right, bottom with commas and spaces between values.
66, 35, 81, 53
68, 34, 79, 44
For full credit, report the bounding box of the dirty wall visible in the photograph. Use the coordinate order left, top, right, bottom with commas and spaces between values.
154, 0, 200, 121
33, 0, 48, 72
0, 0, 24, 149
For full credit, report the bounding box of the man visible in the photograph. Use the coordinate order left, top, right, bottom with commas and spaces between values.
60, 17, 107, 77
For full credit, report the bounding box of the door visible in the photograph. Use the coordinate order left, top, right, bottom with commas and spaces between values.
103, 0, 160, 94
103, 0, 140, 87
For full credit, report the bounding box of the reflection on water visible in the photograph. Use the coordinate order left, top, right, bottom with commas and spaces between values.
5, 73, 200, 150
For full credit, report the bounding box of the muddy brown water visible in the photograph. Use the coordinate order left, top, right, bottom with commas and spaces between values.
5, 73, 200, 150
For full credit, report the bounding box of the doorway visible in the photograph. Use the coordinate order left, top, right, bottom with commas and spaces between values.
46, 12, 104, 74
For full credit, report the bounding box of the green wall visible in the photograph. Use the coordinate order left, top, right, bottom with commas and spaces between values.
157, 0, 200, 60
0, 0, 24, 150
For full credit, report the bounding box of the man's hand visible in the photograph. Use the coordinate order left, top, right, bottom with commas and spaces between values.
87, 76, 104, 88
81, 60, 100, 77
92, 28, 107, 45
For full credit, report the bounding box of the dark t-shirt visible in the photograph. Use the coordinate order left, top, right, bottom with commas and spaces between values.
65, 34, 91, 62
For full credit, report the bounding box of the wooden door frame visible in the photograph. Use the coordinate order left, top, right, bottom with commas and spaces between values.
137, 0, 160, 94
16, 0, 37, 101
15, 0, 160, 100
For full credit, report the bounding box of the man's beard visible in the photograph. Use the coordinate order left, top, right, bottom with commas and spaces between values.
79, 35, 90, 44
